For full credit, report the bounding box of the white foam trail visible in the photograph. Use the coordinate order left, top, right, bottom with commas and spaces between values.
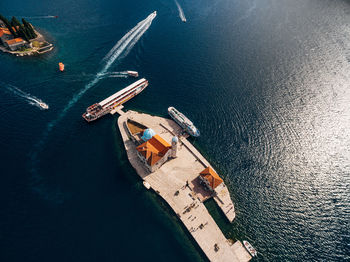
103, 12, 156, 62
22, 15, 57, 19
29, 12, 157, 198
103, 72, 128, 78
59, 71, 130, 83
108, 71, 128, 74
101, 71, 128, 76
108, 75, 128, 78
174, 0, 187, 22
232, 0, 257, 26
1, 82, 49, 110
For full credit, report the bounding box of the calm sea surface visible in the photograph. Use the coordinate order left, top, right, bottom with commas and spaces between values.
0, 0, 349, 261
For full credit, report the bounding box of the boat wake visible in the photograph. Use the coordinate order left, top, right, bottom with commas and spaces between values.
102, 12, 157, 62
174, 0, 187, 22
29, 11, 157, 201
1, 82, 49, 110
99, 71, 129, 78
107, 75, 128, 78
22, 15, 57, 19
58, 71, 131, 83
232, 0, 257, 26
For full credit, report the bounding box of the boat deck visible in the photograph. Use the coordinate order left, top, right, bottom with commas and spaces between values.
117, 110, 251, 262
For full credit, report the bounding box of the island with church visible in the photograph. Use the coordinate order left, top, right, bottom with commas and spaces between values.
0, 14, 53, 56
114, 106, 254, 262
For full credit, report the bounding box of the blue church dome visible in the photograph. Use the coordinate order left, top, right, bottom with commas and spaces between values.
172, 136, 178, 143
141, 128, 156, 141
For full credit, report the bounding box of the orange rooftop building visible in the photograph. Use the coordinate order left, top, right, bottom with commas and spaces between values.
136, 133, 172, 172
5, 37, 27, 51
0, 27, 13, 45
199, 167, 223, 191
0, 27, 27, 51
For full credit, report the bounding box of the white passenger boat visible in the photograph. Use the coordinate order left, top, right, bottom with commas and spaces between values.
168, 106, 200, 137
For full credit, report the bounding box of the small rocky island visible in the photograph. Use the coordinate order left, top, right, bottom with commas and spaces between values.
116, 108, 252, 262
0, 14, 53, 56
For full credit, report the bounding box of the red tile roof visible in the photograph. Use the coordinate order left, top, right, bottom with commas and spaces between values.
200, 167, 223, 189
0, 27, 11, 37
136, 134, 171, 166
6, 37, 25, 45
0, 26, 19, 37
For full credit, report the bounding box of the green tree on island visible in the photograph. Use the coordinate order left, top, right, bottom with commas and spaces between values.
10, 16, 21, 27
10, 17, 30, 42
22, 18, 37, 39
0, 14, 37, 41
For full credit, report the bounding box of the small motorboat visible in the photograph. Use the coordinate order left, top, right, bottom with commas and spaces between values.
143, 181, 151, 189
126, 71, 139, 77
54, 16, 58, 18
58, 62, 64, 72
39, 102, 49, 110
243, 240, 257, 257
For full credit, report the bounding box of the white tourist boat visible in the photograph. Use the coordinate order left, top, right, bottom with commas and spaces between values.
82, 78, 148, 122
168, 106, 200, 137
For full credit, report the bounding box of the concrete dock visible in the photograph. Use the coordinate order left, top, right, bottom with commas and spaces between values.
116, 109, 251, 262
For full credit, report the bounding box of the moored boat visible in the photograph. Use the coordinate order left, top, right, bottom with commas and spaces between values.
143, 181, 151, 189
82, 78, 148, 122
243, 240, 257, 257
168, 106, 200, 137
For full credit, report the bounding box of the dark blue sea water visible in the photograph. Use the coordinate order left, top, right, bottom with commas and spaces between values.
1, 0, 350, 261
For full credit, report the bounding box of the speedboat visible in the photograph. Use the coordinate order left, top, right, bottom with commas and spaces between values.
39, 102, 49, 110
127, 71, 139, 77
